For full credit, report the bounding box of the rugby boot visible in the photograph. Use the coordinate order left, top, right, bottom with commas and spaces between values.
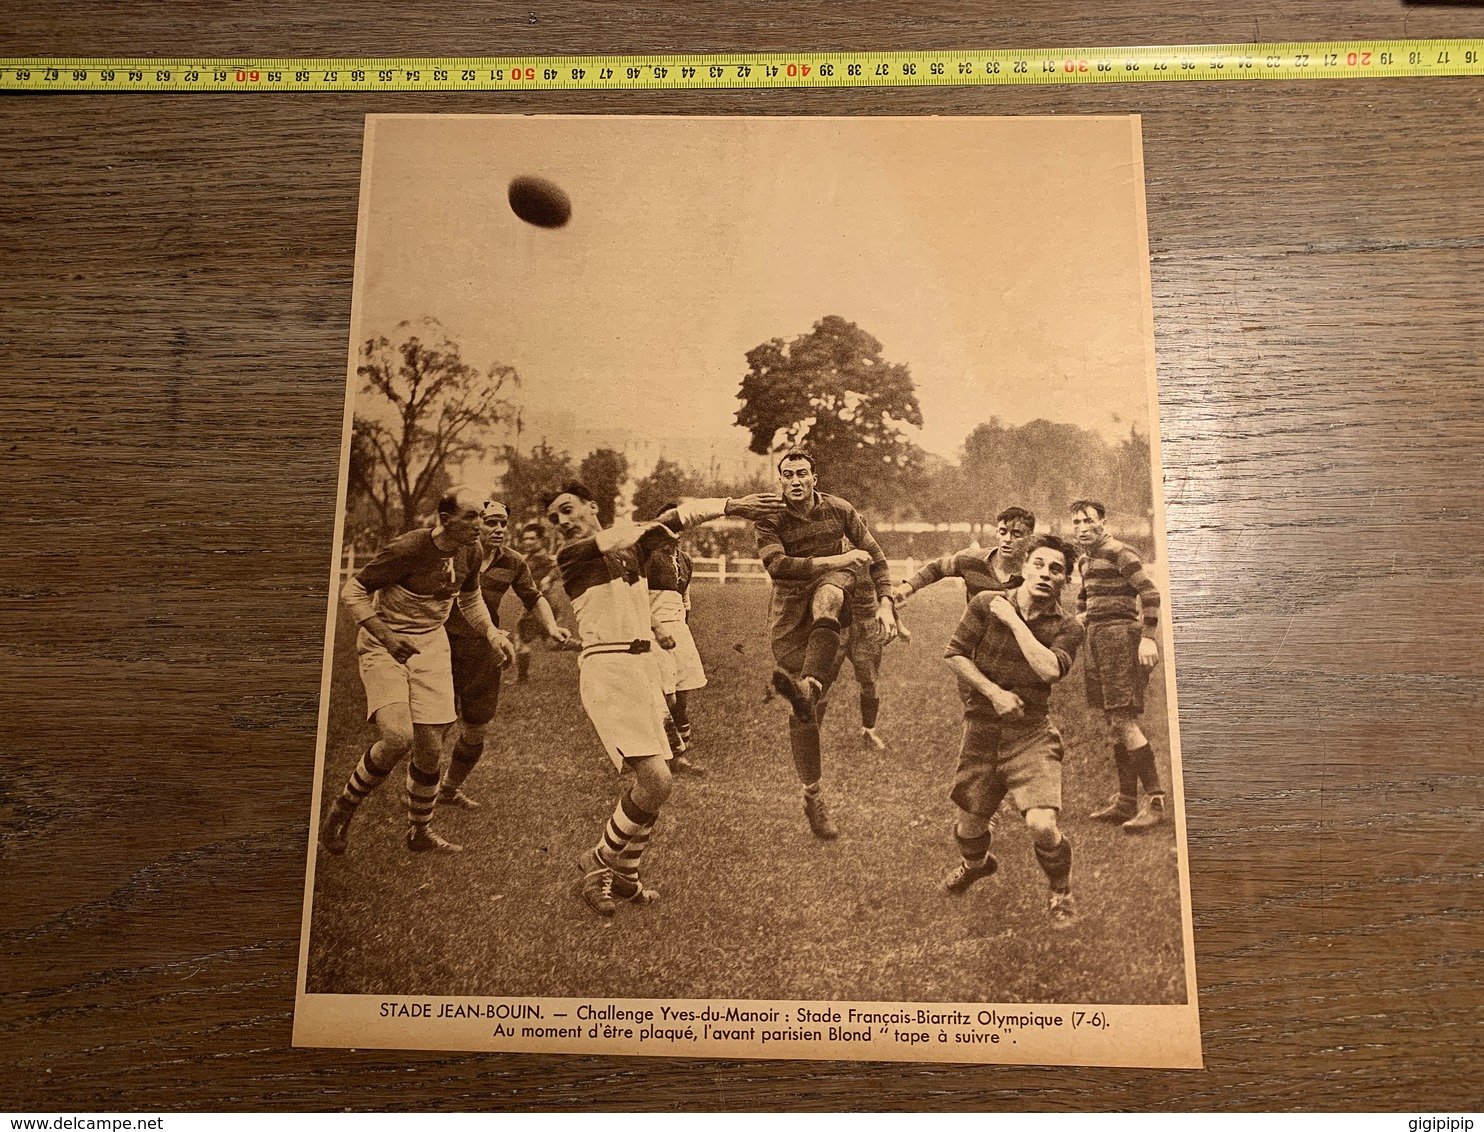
575, 849, 617, 917
1090, 793, 1138, 823
941, 853, 999, 895
406, 826, 464, 853
1049, 890, 1078, 927
1122, 793, 1167, 833
803, 790, 839, 840
610, 872, 660, 906
436, 787, 482, 810
772, 669, 821, 724
319, 798, 357, 856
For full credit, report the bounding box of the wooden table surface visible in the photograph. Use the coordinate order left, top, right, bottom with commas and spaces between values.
3, 0, 1481, 1112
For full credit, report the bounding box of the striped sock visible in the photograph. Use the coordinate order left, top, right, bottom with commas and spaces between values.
340, 743, 395, 809
598, 789, 657, 869
406, 761, 440, 830
441, 736, 483, 795
613, 821, 654, 890
663, 713, 685, 754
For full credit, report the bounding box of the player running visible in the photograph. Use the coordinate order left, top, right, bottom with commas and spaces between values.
938, 534, 1084, 927
1070, 499, 1166, 833
755, 451, 897, 840
543, 482, 784, 917
439, 500, 572, 810
319, 486, 517, 856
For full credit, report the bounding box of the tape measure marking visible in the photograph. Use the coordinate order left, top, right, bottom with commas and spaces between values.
3, 42, 1482, 93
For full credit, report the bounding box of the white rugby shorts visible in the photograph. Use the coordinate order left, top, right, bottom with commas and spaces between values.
355, 625, 456, 725
650, 591, 707, 692
579, 651, 672, 768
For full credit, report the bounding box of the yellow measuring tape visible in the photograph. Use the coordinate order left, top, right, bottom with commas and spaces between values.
2, 41, 1481, 94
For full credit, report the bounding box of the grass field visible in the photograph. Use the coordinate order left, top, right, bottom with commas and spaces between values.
305, 581, 1187, 1005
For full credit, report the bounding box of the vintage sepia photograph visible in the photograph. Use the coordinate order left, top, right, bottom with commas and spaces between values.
293, 114, 1201, 1067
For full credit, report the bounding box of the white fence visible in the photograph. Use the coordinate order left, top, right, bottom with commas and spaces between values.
691, 556, 922, 583
337, 547, 926, 583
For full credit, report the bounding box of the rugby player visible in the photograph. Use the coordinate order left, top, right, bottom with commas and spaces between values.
754, 452, 897, 840
512, 522, 566, 681
1070, 500, 1166, 833
823, 577, 894, 751
644, 507, 706, 774
891, 506, 1036, 607
320, 486, 517, 856
439, 500, 572, 810
544, 481, 784, 917
939, 534, 1084, 926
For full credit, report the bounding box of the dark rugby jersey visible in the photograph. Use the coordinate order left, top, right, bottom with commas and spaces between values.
752, 491, 890, 599
644, 542, 693, 596
345, 528, 481, 635
1076, 534, 1160, 635
945, 592, 1083, 723
524, 548, 559, 590
908, 546, 1021, 603
446, 546, 540, 638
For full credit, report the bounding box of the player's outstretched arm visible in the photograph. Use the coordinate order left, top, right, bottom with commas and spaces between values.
651, 495, 785, 532
721, 493, 786, 522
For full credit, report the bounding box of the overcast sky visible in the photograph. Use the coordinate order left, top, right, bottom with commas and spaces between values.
355, 115, 1157, 466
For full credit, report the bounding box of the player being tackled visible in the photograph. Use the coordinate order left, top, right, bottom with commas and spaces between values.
544, 481, 784, 917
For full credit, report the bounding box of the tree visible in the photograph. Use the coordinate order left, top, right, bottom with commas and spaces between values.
499, 440, 576, 524
735, 315, 924, 513
578, 447, 630, 526
349, 317, 519, 541
631, 456, 702, 522
950, 417, 1153, 536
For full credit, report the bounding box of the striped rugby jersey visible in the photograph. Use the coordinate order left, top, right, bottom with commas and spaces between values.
342, 528, 481, 635
908, 546, 1021, 603
557, 528, 676, 650
752, 491, 890, 599
446, 546, 541, 638
945, 591, 1083, 723
1076, 534, 1161, 635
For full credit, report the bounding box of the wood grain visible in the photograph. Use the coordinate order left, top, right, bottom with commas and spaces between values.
2, 0, 1481, 1111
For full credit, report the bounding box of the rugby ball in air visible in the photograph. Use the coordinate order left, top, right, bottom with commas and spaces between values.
508, 175, 572, 228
